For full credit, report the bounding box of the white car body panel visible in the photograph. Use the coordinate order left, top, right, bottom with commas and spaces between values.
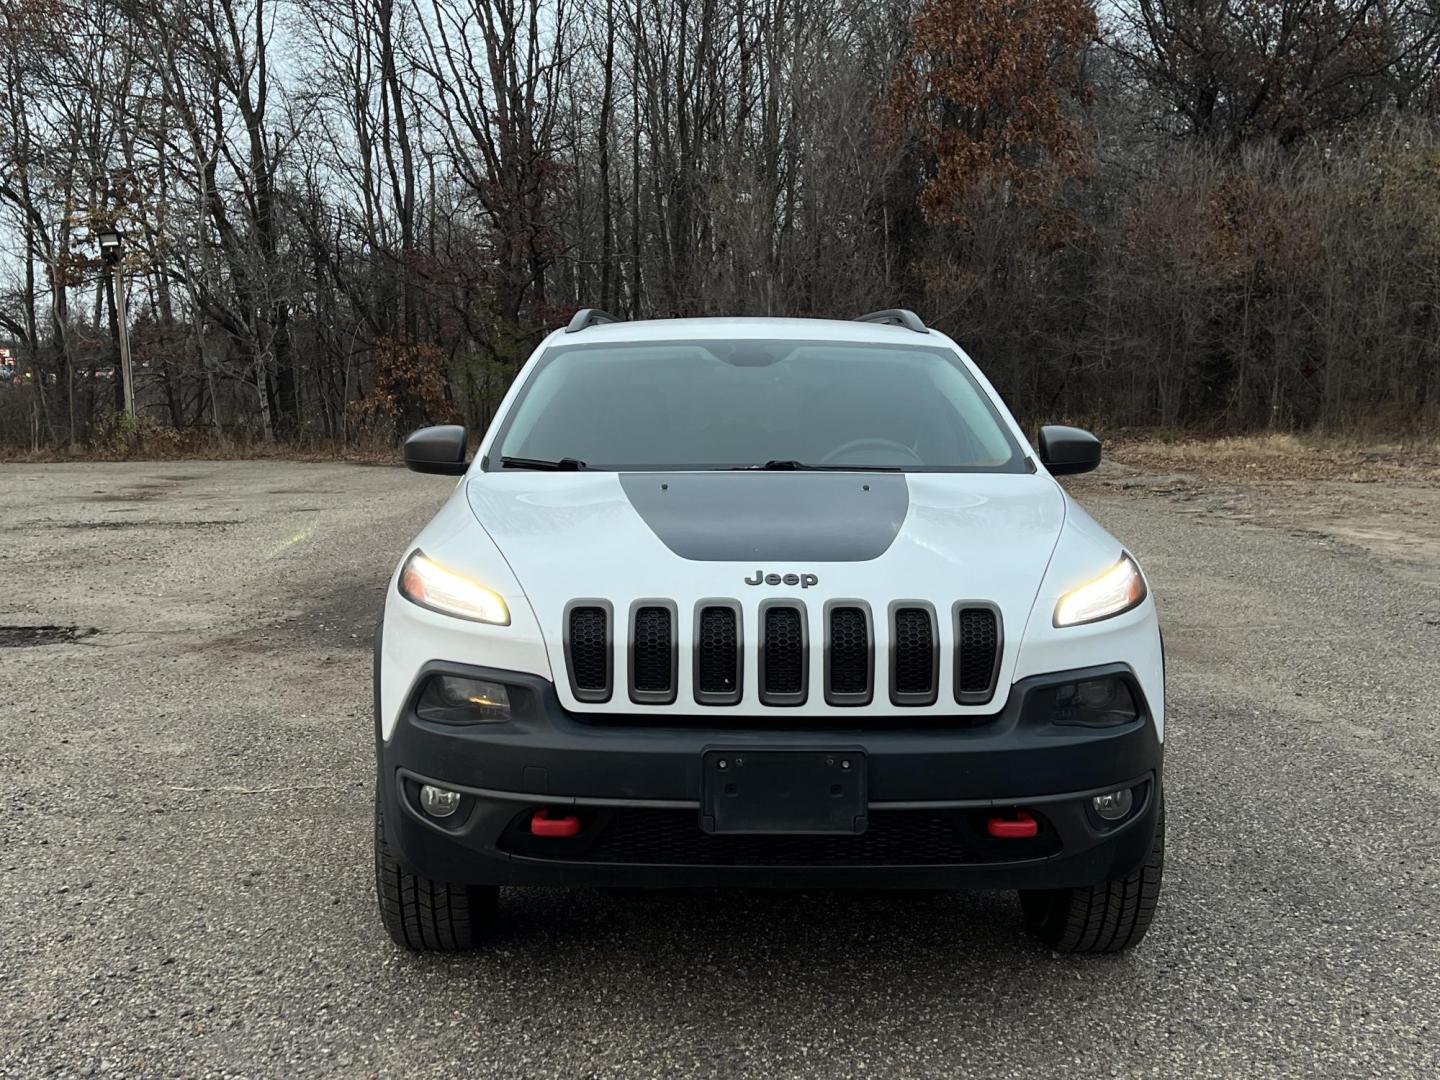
378, 317, 1164, 743
462, 470, 1065, 718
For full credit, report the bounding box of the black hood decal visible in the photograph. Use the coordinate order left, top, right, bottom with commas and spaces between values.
619, 472, 908, 562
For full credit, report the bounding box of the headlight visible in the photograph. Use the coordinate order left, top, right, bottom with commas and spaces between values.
416, 675, 512, 724
398, 550, 510, 625
1023, 676, 1139, 728
1053, 553, 1147, 627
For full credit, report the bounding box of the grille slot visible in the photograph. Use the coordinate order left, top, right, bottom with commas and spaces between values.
629, 602, 677, 704
565, 602, 612, 703
954, 604, 1001, 704
825, 602, 873, 706
759, 601, 807, 706
694, 603, 742, 705
891, 603, 938, 706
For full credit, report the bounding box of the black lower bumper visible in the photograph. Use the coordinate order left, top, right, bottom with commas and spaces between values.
377, 659, 1163, 890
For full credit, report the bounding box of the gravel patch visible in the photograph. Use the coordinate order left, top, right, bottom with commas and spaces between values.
1, 460, 1436, 1078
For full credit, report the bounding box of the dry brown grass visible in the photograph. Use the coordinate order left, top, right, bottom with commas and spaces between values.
0, 429, 402, 466
6, 424, 1439, 484
1104, 431, 1440, 484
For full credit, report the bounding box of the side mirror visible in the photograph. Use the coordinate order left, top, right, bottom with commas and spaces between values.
1038, 425, 1101, 476
404, 425, 469, 475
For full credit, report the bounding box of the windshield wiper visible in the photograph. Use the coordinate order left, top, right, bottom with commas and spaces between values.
729, 459, 902, 472
499, 455, 588, 471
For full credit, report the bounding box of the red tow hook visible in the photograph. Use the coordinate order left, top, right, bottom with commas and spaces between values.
987, 809, 1038, 839
530, 808, 581, 838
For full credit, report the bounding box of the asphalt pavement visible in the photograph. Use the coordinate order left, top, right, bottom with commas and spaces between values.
1, 460, 1436, 1078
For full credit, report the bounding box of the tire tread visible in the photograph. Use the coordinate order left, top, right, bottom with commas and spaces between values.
374, 796, 496, 952
1020, 801, 1165, 954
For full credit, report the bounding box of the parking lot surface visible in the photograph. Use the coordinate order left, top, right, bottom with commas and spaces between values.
1, 460, 1437, 1077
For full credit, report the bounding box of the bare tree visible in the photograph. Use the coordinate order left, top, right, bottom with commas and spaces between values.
1, 0, 1439, 448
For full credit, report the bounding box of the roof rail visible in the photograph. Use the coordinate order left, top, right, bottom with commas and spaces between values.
565, 308, 623, 333
854, 309, 929, 334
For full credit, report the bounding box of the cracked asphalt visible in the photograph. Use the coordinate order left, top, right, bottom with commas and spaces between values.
1, 460, 1437, 1078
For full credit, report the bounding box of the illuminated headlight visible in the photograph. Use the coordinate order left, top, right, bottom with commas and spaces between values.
417, 675, 513, 724
398, 550, 510, 625
1054, 553, 1147, 627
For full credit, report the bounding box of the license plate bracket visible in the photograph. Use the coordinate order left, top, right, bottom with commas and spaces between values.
700, 749, 867, 835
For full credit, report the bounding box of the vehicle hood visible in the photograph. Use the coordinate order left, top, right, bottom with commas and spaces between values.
465, 470, 1066, 713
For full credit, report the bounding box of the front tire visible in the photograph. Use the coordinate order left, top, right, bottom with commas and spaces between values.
374, 796, 498, 951
1019, 801, 1164, 954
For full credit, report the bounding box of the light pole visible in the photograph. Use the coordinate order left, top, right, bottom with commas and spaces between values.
97, 229, 134, 417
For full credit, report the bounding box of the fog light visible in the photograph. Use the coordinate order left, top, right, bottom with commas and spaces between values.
1092, 788, 1134, 821
420, 784, 462, 819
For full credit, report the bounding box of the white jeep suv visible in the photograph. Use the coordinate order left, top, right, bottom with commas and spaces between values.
374, 309, 1165, 953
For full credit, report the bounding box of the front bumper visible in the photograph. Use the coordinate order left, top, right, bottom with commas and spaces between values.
377, 659, 1163, 890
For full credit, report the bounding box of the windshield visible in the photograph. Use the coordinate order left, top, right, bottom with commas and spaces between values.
489, 338, 1026, 472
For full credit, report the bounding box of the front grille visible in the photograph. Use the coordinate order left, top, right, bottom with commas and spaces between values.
825, 604, 872, 705
760, 602, 807, 705
630, 603, 677, 704
891, 605, 938, 705
955, 605, 1001, 704
565, 603, 611, 702
562, 597, 1003, 709
565, 809, 982, 866
695, 604, 741, 705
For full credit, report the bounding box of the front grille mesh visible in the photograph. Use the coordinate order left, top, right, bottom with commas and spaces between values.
632, 605, 673, 694
696, 606, 739, 698
893, 607, 935, 699
828, 606, 870, 699
573, 809, 981, 866
956, 606, 999, 700
565, 599, 1002, 708
763, 606, 805, 698
568, 606, 609, 695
